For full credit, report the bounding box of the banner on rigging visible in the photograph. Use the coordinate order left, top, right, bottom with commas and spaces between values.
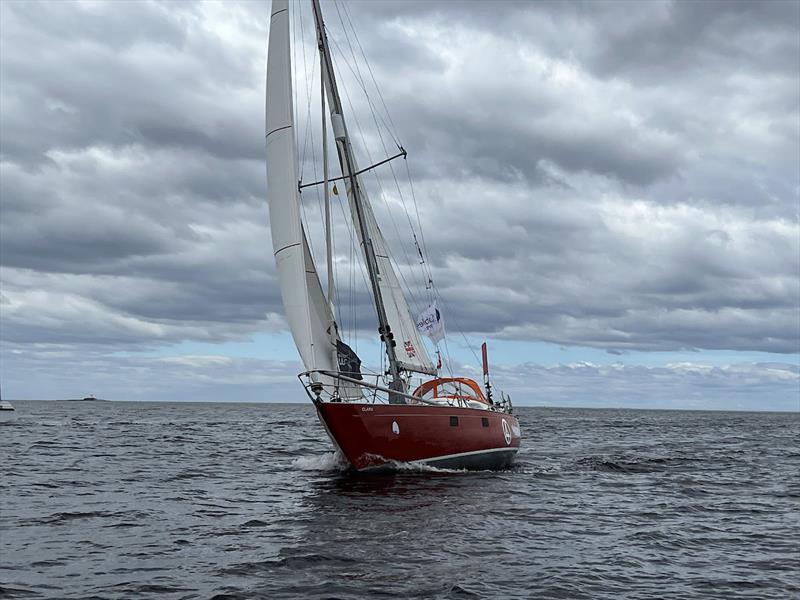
416, 302, 445, 344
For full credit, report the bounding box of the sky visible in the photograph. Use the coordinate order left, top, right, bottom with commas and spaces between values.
1, 0, 798, 410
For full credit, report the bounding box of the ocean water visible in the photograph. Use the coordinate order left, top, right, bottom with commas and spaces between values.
1, 401, 798, 599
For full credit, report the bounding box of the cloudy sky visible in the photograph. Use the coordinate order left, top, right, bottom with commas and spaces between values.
1, 0, 798, 410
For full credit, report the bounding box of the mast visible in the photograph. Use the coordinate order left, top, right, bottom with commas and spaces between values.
310, 0, 404, 392
321, 50, 337, 371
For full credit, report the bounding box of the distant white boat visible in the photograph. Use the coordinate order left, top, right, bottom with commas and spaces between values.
0, 400, 14, 411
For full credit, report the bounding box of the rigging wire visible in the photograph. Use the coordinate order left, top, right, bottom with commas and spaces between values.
333, 1, 401, 147
335, 1, 432, 309
402, 159, 436, 301
339, 2, 403, 147
297, 5, 314, 180
290, 5, 322, 368
296, 5, 362, 363
331, 47, 432, 374
329, 3, 455, 372
311, 2, 484, 375
324, 47, 413, 372
296, 4, 333, 263
327, 27, 428, 316
297, 3, 368, 356
300, 6, 331, 234
337, 1, 431, 306
353, 4, 483, 370
295, 4, 321, 267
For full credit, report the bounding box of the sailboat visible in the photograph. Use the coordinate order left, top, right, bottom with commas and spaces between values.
265, 0, 521, 471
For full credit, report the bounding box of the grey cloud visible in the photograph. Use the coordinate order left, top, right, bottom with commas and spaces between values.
338, 0, 798, 199
389, 97, 682, 186
0, 0, 797, 384
351, 1, 800, 82
374, 175, 800, 352
583, 1, 800, 81
0, 1, 263, 166
7, 0, 189, 52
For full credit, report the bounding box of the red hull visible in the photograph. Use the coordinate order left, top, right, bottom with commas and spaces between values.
316, 403, 521, 471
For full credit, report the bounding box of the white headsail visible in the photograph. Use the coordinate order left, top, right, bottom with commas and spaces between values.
265, 0, 336, 376
348, 186, 436, 375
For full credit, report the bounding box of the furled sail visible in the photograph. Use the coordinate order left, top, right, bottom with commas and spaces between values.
343, 175, 436, 376
304, 0, 435, 380
265, 0, 336, 376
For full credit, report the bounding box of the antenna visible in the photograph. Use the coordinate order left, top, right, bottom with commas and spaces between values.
481, 342, 494, 405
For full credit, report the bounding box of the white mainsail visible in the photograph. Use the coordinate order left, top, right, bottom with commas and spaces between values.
265, 0, 336, 376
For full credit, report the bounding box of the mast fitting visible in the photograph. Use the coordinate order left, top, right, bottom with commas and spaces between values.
298, 149, 407, 191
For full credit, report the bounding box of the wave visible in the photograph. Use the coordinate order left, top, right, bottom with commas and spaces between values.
290, 451, 479, 475
572, 455, 704, 474
241, 519, 269, 527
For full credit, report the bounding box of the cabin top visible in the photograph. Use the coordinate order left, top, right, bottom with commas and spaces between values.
413, 378, 489, 405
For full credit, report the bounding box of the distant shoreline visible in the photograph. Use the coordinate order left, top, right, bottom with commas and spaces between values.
66, 398, 109, 402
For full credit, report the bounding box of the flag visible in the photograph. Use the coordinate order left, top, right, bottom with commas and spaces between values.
336, 340, 363, 380
416, 302, 445, 344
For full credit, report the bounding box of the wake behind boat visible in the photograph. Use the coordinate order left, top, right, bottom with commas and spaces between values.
265, 0, 521, 471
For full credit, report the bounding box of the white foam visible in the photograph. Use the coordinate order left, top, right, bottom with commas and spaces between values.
387, 461, 470, 474
291, 451, 349, 472
291, 452, 490, 474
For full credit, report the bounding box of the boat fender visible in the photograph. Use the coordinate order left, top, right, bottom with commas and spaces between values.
391, 421, 400, 435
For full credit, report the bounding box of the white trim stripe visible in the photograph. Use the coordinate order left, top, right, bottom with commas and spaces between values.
418, 446, 518, 464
